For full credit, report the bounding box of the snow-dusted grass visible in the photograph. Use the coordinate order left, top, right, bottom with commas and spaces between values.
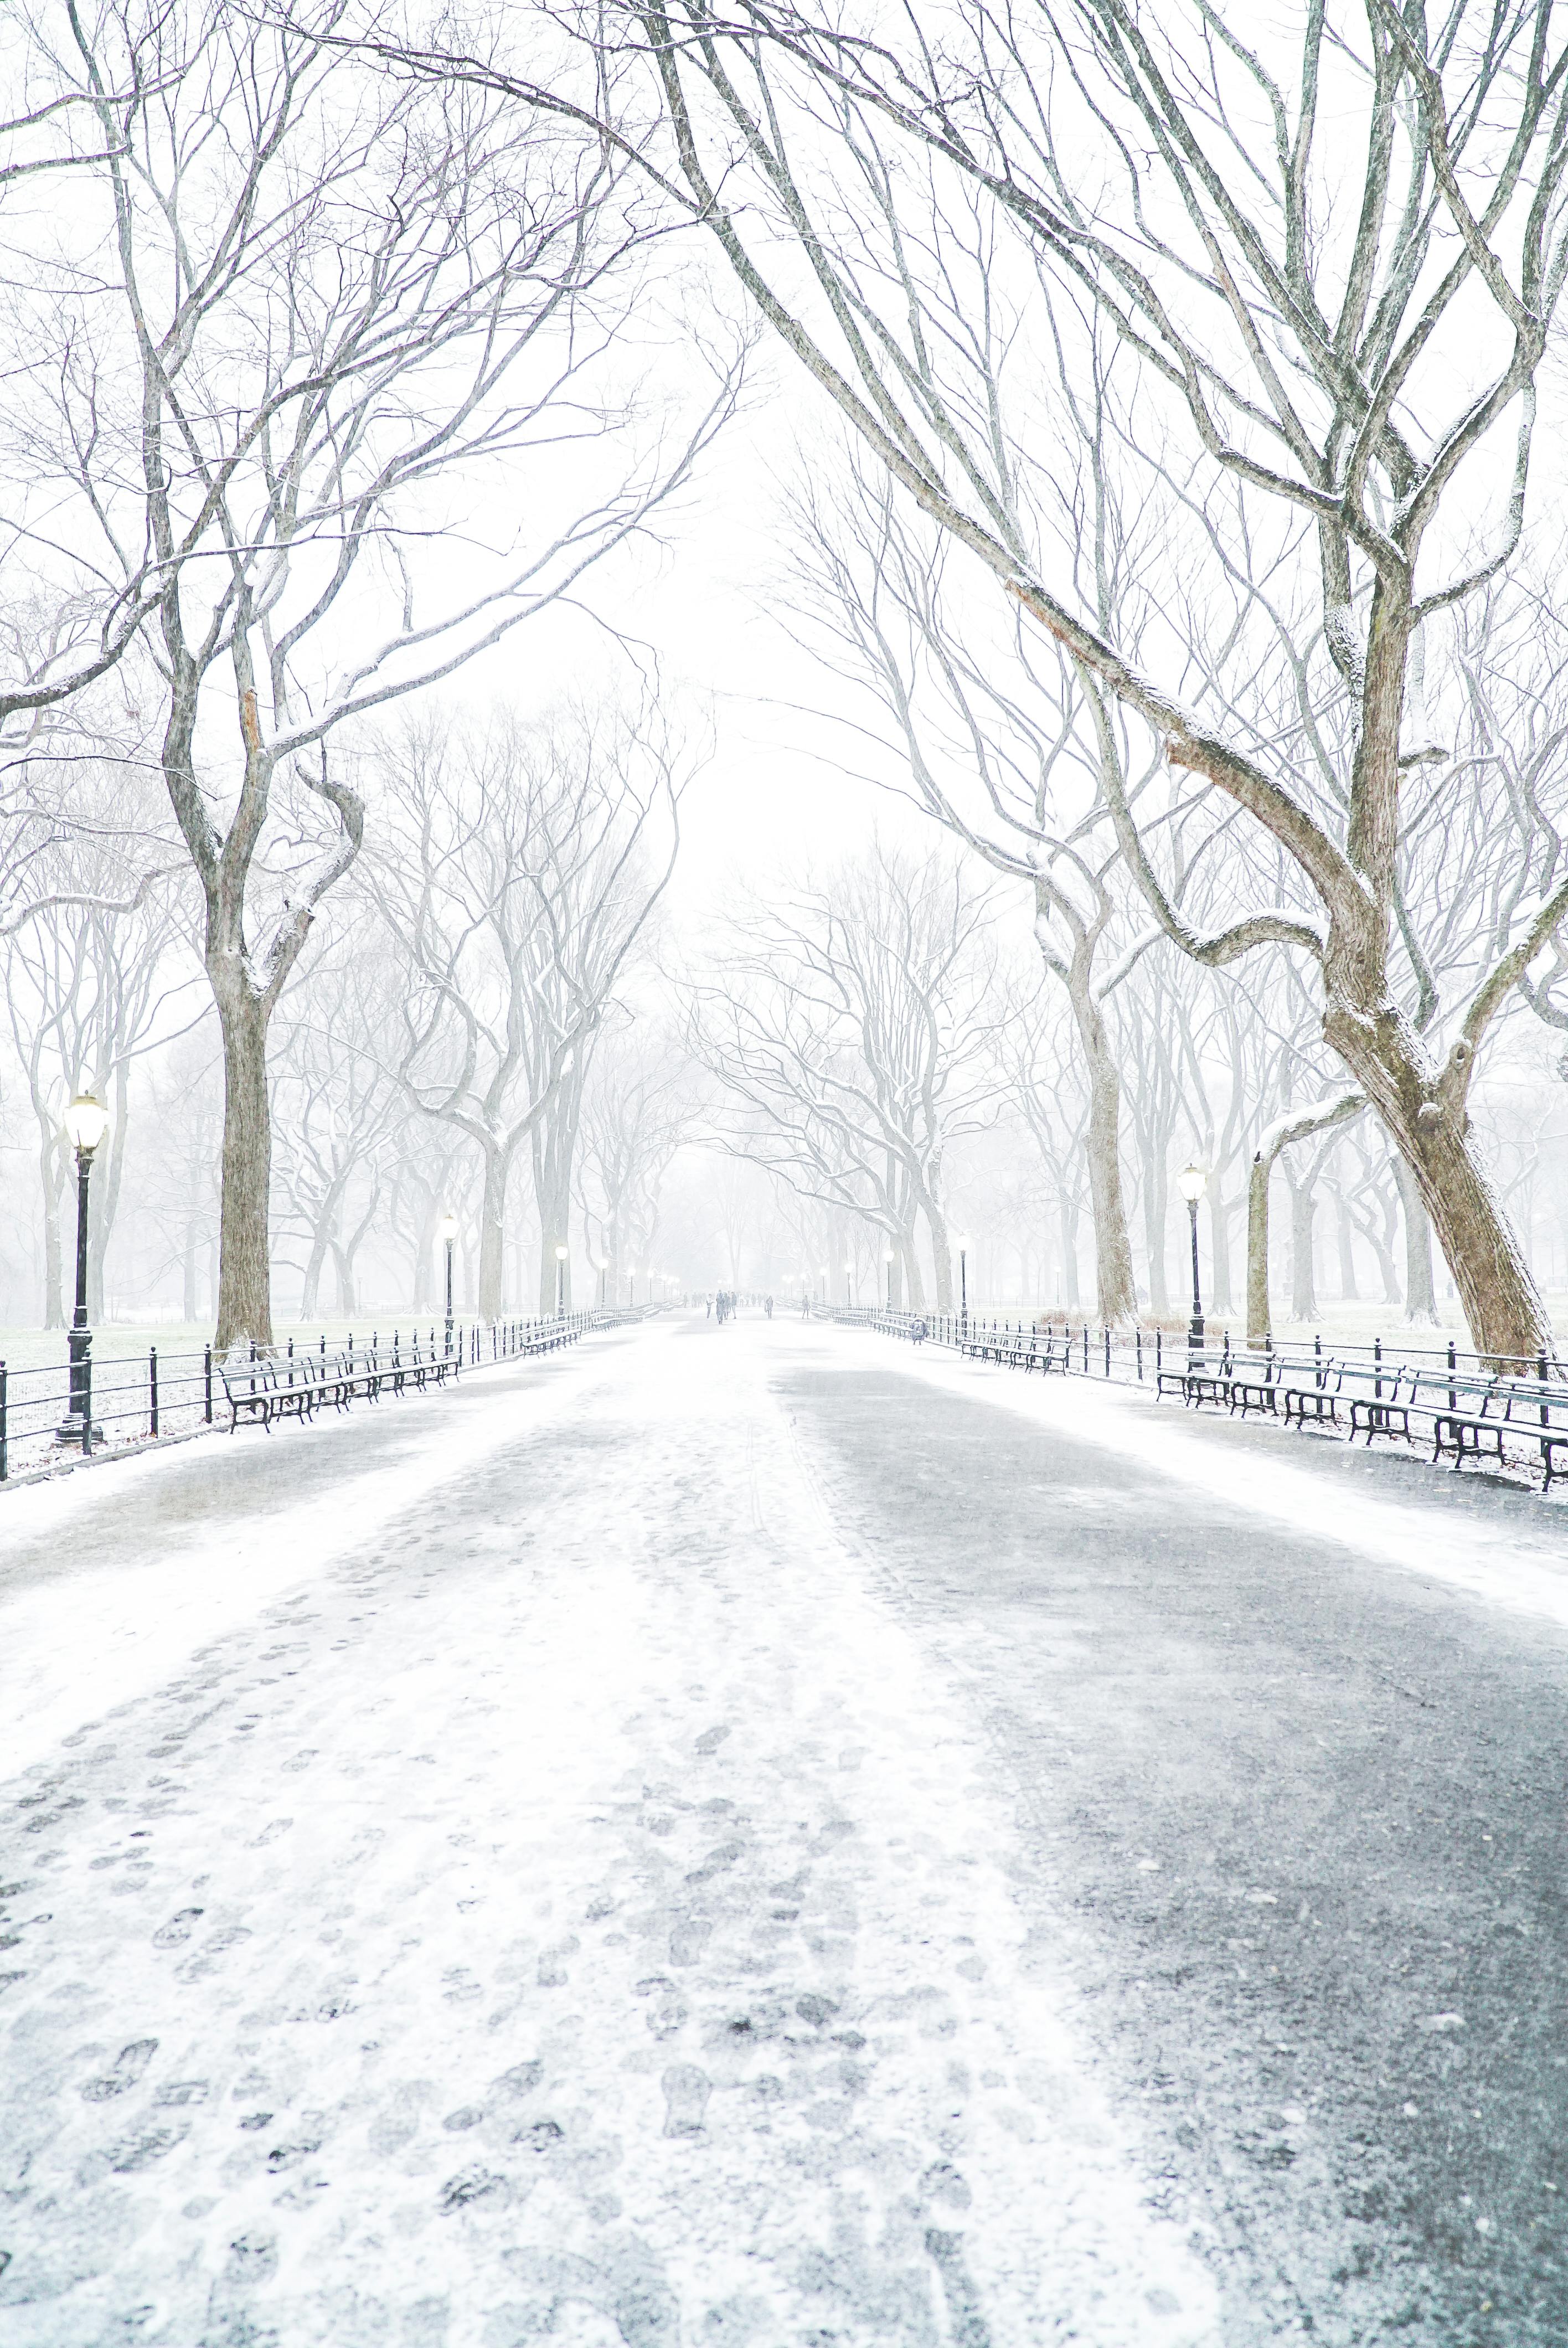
0, 1316, 1218, 2346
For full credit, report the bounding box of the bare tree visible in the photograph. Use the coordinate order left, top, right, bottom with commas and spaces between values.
1, 789, 199, 1322
367, 697, 681, 1318
270, 927, 404, 1319
690, 842, 1004, 1309
575, 1018, 693, 1301
582, 0, 1568, 1357
782, 461, 1153, 1319
9, 0, 732, 1346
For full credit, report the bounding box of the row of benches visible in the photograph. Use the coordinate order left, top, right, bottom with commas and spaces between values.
947, 1320, 1568, 1490
960, 1331, 1073, 1376
1154, 1347, 1568, 1489
216, 1325, 580, 1434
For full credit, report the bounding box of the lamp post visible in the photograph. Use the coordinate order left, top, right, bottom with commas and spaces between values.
883, 1248, 895, 1312
555, 1242, 569, 1317
1178, 1162, 1208, 1358
58, 1093, 109, 1445
843, 1259, 854, 1307
437, 1211, 458, 1353
597, 1258, 608, 1309
957, 1234, 971, 1338
819, 1263, 829, 1305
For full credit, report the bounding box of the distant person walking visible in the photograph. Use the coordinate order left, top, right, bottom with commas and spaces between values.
764, 1295, 773, 1319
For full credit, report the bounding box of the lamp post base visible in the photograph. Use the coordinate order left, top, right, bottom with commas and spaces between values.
1187, 1311, 1206, 1361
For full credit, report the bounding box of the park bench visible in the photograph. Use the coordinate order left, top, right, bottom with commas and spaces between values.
1279, 1357, 1348, 1429
1429, 1374, 1568, 1486
1156, 1353, 1228, 1408
1221, 1350, 1285, 1417
217, 1352, 324, 1433
961, 1330, 1070, 1374
1344, 1360, 1426, 1445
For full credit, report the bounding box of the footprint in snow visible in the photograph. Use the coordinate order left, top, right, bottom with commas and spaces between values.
661, 2065, 710, 2138
80, 2039, 158, 2101
151, 1909, 203, 1949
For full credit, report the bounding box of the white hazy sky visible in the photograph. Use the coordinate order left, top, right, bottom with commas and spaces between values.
415, 337, 951, 930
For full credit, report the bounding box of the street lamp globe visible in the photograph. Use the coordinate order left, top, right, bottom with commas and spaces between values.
555, 1243, 570, 1261
1177, 1162, 1208, 1203
436, 1210, 459, 1243
63, 1093, 110, 1156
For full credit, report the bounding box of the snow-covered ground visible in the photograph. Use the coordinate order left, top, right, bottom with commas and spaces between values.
0, 1317, 1219, 2347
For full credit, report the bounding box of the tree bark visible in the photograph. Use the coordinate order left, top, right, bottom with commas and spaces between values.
212, 977, 275, 1352
1289, 1178, 1318, 1322
1391, 1154, 1440, 1328
1322, 1003, 1544, 1362
1209, 1188, 1234, 1316
1336, 1192, 1360, 1301
477, 1144, 508, 1321
36, 1122, 65, 1330
1141, 1142, 1169, 1317
1059, 1196, 1081, 1306
1067, 965, 1137, 1324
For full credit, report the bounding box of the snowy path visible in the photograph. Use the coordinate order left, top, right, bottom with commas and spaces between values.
0, 1319, 1216, 2348
780, 1327, 1568, 2346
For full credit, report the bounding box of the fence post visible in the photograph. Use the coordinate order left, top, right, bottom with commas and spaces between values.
204, 1344, 213, 1424
1103, 1325, 1111, 1377
1156, 1329, 1162, 1379
150, 1346, 159, 1438
1539, 1349, 1549, 1427
82, 1350, 92, 1456
0, 1360, 8, 1481
1375, 1336, 1383, 1401
1447, 1338, 1456, 1415
1082, 1322, 1089, 1374
1136, 1328, 1143, 1381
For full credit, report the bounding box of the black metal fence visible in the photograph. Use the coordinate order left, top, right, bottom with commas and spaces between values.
0, 1306, 640, 1484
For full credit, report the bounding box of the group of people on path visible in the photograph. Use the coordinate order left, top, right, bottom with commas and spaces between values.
705, 1291, 775, 1323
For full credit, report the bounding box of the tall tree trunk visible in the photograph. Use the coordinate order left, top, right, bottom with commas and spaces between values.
1209, 1187, 1234, 1315
37, 1124, 65, 1330
1059, 1196, 1081, 1306
1290, 1178, 1318, 1322
477, 1143, 507, 1321
1070, 971, 1137, 1323
1247, 1093, 1364, 1345
900, 1226, 925, 1310
1336, 1192, 1360, 1300
300, 1215, 333, 1321
921, 1187, 953, 1310
1322, 1003, 1544, 1361
212, 977, 274, 1352
1246, 1150, 1272, 1346
1392, 1155, 1439, 1328
1141, 1146, 1169, 1316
